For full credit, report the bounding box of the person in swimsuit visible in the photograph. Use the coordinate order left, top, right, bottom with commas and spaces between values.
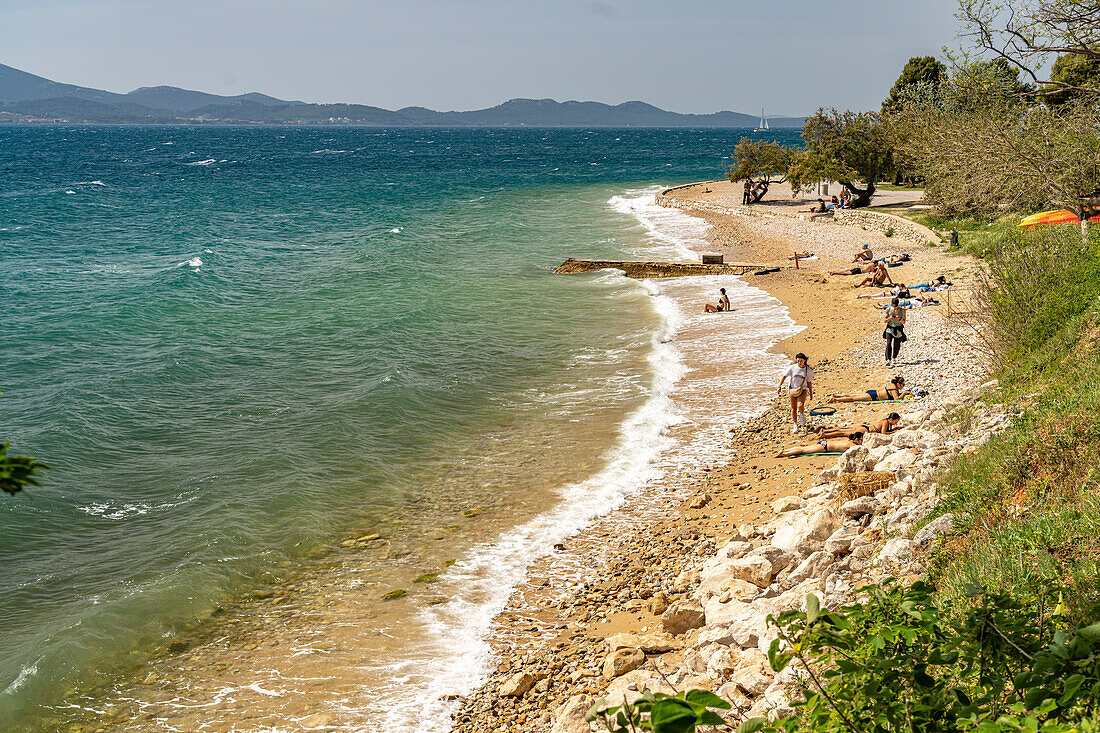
818, 413, 901, 438
830, 262, 876, 276
827, 376, 912, 403
853, 244, 874, 262
856, 261, 894, 289
777, 431, 864, 457
704, 287, 731, 313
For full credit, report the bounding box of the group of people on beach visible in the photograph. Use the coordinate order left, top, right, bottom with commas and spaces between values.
804, 186, 854, 214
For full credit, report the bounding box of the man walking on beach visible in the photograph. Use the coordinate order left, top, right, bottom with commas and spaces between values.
743, 178, 753, 205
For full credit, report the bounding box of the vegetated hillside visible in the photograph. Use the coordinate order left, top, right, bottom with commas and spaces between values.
0, 63, 804, 126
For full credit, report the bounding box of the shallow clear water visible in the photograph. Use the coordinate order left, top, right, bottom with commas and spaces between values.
0, 125, 802, 729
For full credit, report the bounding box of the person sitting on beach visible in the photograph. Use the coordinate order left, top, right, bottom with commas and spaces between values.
856, 262, 894, 289
830, 262, 876, 277
703, 287, 731, 313
827, 196, 840, 211
818, 413, 901, 439
777, 432, 864, 457
804, 199, 828, 213
827, 376, 912, 403
853, 244, 874, 262
840, 186, 852, 208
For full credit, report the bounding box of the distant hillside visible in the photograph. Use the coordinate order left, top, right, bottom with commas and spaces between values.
0, 63, 805, 127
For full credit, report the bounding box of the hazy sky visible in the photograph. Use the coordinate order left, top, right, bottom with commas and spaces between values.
3, 0, 961, 114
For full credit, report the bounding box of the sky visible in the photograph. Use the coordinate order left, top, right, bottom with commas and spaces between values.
2, 0, 962, 115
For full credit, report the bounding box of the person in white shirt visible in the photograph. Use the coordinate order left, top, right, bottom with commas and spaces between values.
777, 352, 814, 433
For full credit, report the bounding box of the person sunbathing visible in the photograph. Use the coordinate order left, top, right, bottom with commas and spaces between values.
788, 251, 813, 260
817, 413, 901, 438
827, 376, 912, 403
853, 244, 874, 262
856, 262, 893, 289
777, 432, 864, 457
830, 262, 876, 276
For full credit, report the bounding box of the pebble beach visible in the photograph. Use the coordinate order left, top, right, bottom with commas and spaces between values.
450, 180, 998, 732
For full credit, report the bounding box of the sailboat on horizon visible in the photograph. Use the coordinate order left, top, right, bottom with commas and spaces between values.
754, 108, 770, 132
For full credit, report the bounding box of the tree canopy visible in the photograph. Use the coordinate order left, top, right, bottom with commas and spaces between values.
883, 56, 947, 113
1046, 51, 1100, 104
726, 139, 797, 202
786, 109, 894, 208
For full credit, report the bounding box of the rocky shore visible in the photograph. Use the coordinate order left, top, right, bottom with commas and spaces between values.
449, 183, 994, 732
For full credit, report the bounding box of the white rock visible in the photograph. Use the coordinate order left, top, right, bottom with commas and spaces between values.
723, 555, 775, 588
603, 648, 645, 678
889, 429, 920, 449
662, 599, 706, 635
837, 446, 869, 474
700, 605, 768, 647
862, 432, 893, 449
783, 551, 833, 587
500, 671, 538, 697
840, 497, 877, 518
913, 513, 954, 546
772, 509, 838, 554
876, 537, 915, 566
551, 695, 595, 733
771, 495, 803, 513
877, 449, 917, 473
824, 525, 860, 555
604, 633, 679, 654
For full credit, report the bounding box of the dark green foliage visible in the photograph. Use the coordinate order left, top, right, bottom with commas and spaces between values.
587, 688, 731, 733
0, 441, 49, 496
727, 139, 798, 202
786, 109, 894, 208
883, 56, 947, 113
758, 585, 1100, 732
1045, 53, 1100, 105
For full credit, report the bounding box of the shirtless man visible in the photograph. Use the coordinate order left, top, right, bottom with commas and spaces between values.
856, 261, 893, 289
830, 262, 875, 277
852, 243, 874, 262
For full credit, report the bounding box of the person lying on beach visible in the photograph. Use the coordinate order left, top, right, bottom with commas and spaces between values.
858, 283, 910, 300
777, 432, 864, 457
913, 275, 951, 291
830, 263, 876, 276
856, 262, 893, 289
788, 251, 813, 260
818, 413, 901, 438
827, 376, 912, 403
703, 287, 731, 313
853, 244, 874, 262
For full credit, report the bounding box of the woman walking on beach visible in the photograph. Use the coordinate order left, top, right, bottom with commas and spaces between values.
884, 297, 907, 365
778, 352, 814, 433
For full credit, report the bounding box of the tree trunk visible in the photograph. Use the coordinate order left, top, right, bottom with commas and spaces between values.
750, 180, 770, 204
840, 180, 875, 208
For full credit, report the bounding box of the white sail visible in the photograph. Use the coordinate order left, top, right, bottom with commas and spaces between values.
755, 108, 769, 132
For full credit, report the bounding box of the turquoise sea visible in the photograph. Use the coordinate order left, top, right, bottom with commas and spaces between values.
0, 125, 802, 730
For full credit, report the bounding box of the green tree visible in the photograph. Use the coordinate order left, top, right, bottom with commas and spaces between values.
1045, 52, 1100, 105
727, 138, 798, 203
883, 56, 947, 113
786, 109, 894, 208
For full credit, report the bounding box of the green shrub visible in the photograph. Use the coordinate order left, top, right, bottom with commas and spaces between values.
0, 441, 49, 496
756, 584, 1100, 733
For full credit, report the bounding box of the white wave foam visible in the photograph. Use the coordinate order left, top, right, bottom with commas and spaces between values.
389, 227, 402, 234
177, 257, 203, 269
311, 149, 351, 155
607, 187, 710, 260
185, 159, 216, 167
1, 658, 40, 697
365, 278, 686, 731
76, 180, 106, 186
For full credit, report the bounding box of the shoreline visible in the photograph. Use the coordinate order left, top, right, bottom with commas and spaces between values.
450, 180, 986, 731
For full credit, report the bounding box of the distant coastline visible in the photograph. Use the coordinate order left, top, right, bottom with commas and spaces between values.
0, 62, 805, 127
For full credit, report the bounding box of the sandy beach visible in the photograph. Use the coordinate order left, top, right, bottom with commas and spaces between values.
451, 180, 987, 731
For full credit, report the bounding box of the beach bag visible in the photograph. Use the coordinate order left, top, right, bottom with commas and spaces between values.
788, 387, 805, 397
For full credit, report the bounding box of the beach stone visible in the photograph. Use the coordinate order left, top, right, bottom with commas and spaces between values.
500, 671, 538, 697
645, 592, 670, 616
714, 540, 753, 559
301, 713, 334, 729
783, 551, 833, 587
863, 445, 891, 470
723, 554, 774, 588
551, 695, 594, 733
661, 599, 705, 635
772, 509, 838, 554
824, 525, 860, 555
877, 450, 917, 473
914, 513, 955, 546
603, 648, 645, 678
862, 432, 893, 449
753, 545, 797, 572
686, 493, 712, 509
837, 446, 869, 474
771, 495, 802, 513
876, 538, 915, 566
840, 497, 877, 518
604, 633, 678, 654
702, 601, 767, 646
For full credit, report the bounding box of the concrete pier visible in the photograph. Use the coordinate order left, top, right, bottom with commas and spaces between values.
554, 258, 773, 279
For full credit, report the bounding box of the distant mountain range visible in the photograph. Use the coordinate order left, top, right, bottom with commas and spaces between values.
0, 63, 805, 128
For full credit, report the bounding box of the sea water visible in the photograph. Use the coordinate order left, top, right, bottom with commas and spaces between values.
0, 125, 801, 730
